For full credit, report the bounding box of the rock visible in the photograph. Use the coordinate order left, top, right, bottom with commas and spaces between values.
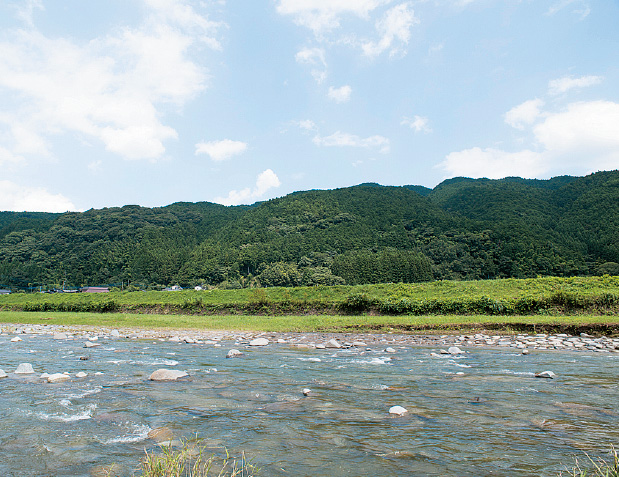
110, 329, 121, 338
169, 336, 181, 342
353, 341, 367, 347
0, 369, 7, 379
277, 339, 287, 343
88, 336, 99, 342
79, 356, 90, 361
430, 352, 442, 358
535, 371, 556, 379
84, 342, 100, 348
40, 373, 50, 379
10, 337, 22, 342
325, 339, 342, 349
226, 349, 244, 358
522, 349, 529, 355
148, 427, 174, 443
149, 369, 189, 381
15, 363, 34, 374
315, 344, 326, 349
303, 388, 312, 396
389, 406, 408, 416
47, 373, 70, 383
53, 333, 68, 340
385, 347, 397, 353
76, 372, 88, 378
249, 338, 269, 347
448, 346, 464, 355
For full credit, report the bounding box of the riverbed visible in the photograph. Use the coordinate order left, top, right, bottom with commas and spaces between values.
0, 326, 617, 476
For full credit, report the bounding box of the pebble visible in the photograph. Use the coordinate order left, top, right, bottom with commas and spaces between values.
303, 388, 311, 396
10, 337, 22, 342
76, 372, 88, 378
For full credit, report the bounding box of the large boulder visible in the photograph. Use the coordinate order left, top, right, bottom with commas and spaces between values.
249, 338, 269, 347
15, 363, 34, 374
149, 369, 189, 381
226, 349, 244, 358
47, 373, 70, 383
389, 406, 408, 416
325, 339, 342, 349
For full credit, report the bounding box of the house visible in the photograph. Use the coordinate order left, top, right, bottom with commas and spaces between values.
81, 287, 110, 293
0, 289, 11, 295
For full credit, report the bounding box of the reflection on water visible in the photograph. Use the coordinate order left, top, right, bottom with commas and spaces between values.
0, 334, 617, 476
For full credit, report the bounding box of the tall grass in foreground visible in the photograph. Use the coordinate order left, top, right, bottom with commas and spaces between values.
561, 447, 618, 477
140, 441, 257, 477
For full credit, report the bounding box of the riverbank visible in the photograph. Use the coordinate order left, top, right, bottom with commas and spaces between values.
2, 321, 618, 353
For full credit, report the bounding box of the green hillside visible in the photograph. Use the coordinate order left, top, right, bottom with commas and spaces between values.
0, 171, 618, 290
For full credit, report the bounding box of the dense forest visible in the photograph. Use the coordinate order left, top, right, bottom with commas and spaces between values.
1, 171, 618, 291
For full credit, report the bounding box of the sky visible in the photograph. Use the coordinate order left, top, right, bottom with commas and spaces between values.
0, 0, 618, 212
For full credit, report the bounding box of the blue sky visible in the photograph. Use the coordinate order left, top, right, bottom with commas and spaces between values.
0, 0, 618, 211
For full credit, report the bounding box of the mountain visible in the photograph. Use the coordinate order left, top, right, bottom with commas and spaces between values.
1, 171, 618, 290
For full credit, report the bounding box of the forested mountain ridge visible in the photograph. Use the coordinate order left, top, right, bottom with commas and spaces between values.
0, 171, 617, 290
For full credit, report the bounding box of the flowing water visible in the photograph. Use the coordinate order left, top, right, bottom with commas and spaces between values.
0, 333, 617, 476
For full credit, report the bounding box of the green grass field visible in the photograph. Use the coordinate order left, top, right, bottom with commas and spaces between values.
0, 276, 618, 334
1, 310, 618, 335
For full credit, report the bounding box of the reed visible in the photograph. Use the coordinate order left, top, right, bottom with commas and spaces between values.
561, 447, 619, 477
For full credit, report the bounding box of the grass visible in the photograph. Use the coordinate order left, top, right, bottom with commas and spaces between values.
561, 447, 619, 477
0, 276, 618, 316
139, 441, 256, 477
1, 310, 618, 335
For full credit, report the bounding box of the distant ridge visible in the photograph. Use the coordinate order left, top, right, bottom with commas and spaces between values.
0, 171, 617, 290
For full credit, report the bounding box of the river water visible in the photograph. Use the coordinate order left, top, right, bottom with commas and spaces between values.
0, 332, 617, 476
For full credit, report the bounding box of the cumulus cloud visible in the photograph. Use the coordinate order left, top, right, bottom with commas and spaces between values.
534, 100, 619, 157
195, 139, 248, 161
441, 99, 619, 179
0, 0, 222, 162
214, 169, 281, 206
328, 85, 352, 103
0, 180, 77, 212
441, 148, 547, 179
548, 75, 602, 95
313, 131, 390, 153
401, 115, 432, 133
504, 99, 544, 129
362, 3, 418, 58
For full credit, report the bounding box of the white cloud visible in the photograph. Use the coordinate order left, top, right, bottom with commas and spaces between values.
546, 0, 590, 18
298, 119, 317, 131
534, 100, 619, 157
276, 0, 386, 34
548, 75, 602, 95
328, 85, 352, 103
195, 139, 248, 161
441, 99, 619, 179
504, 99, 544, 130
441, 148, 547, 179
214, 169, 281, 206
0, 0, 222, 163
295, 47, 327, 83
313, 131, 390, 153
362, 3, 418, 58
401, 115, 432, 133
14, 0, 44, 27
0, 180, 77, 212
